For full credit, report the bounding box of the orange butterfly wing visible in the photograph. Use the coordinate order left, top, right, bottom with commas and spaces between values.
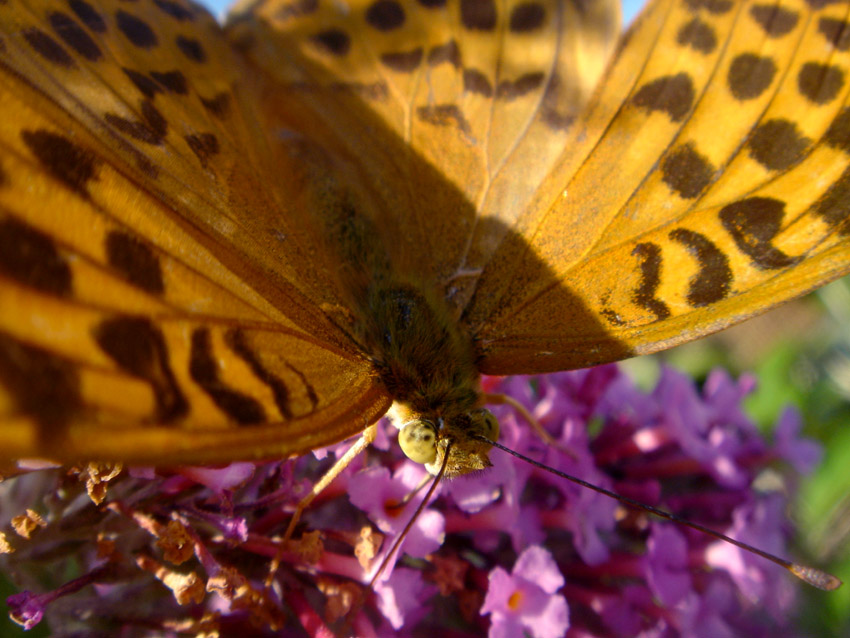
231, 0, 850, 378
464, 0, 850, 372
227, 0, 621, 298
0, 0, 390, 462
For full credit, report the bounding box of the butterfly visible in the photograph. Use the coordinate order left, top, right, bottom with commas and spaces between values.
0, 0, 848, 474
1, 0, 848, 634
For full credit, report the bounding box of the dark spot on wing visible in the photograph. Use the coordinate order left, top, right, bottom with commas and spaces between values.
805, 0, 848, 9
676, 17, 716, 53
381, 48, 423, 72
136, 155, 159, 178
201, 92, 231, 119
510, 2, 545, 32
116, 10, 158, 49
366, 0, 406, 31
684, 0, 733, 13
747, 119, 810, 171
94, 316, 189, 423
0, 333, 81, 434
418, 0, 446, 7
727, 53, 776, 100
463, 68, 493, 96
428, 40, 461, 67
661, 143, 714, 199
416, 104, 471, 135
49, 11, 101, 61
142, 96, 169, 138
176, 35, 206, 62
184, 132, 220, 168
0, 217, 72, 296
190, 327, 265, 425
825, 107, 850, 152
461, 0, 497, 30
23, 28, 74, 68
311, 29, 350, 55
226, 329, 294, 420
104, 99, 168, 145
496, 72, 544, 99
124, 67, 161, 98
719, 197, 802, 270
151, 69, 188, 94
750, 4, 799, 37
105, 231, 165, 294
21, 129, 99, 196
631, 242, 671, 321
819, 17, 850, 50
68, 0, 107, 33
154, 0, 195, 21
669, 229, 731, 306
601, 308, 626, 326
631, 73, 694, 122
283, 361, 319, 410
798, 62, 845, 105
813, 166, 850, 236
268, 0, 318, 19
540, 75, 575, 129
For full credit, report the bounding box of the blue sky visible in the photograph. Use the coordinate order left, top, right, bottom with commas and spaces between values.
198, 0, 646, 25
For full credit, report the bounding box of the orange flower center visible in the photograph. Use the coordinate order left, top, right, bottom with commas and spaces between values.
507, 590, 523, 611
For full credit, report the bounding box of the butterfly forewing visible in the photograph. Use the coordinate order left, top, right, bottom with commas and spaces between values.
227, 0, 621, 295
467, 0, 850, 374
0, 0, 391, 462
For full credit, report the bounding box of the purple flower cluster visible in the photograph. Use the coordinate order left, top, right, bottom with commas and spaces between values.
1, 366, 821, 636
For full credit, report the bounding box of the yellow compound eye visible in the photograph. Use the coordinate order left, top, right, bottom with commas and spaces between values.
398, 420, 438, 465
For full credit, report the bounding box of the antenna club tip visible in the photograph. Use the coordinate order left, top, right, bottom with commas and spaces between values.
790, 564, 843, 591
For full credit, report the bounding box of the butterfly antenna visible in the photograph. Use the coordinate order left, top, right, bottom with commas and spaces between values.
474, 434, 842, 591
369, 447, 448, 589
340, 442, 452, 637
392, 473, 432, 507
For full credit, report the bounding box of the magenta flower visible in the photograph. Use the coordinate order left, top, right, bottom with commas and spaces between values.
481, 545, 569, 638
646, 523, 692, 607
0, 366, 823, 636
773, 407, 822, 473
348, 462, 445, 578
374, 567, 435, 630
6, 591, 43, 630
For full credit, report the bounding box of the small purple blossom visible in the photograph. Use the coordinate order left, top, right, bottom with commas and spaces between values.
646, 524, 692, 606
349, 463, 445, 565
6, 564, 113, 630
773, 407, 822, 473
374, 567, 435, 630
0, 366, 824, 636
481, 545, 569, 638
6, 591, 43, 630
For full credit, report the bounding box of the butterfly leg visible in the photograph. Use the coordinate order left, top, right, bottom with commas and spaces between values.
483, 392, 577, 460
266, 423, 378, 587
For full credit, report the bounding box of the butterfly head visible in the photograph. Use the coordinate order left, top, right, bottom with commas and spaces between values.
397, 408, 499, 478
